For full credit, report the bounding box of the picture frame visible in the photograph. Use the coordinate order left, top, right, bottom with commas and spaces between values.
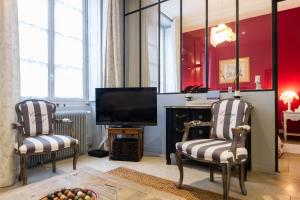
219, 57, 250, 84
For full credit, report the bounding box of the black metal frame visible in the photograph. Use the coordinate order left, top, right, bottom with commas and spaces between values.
124, 0, 175, 92
123, 0, 277, 93
123, 0, 126, 87
139, 0, 142, 87
235, 0, 240, 90
123, 0, 280, 172
205, 0, 209, 88
272, 0, 279, 173
158, 3, 161, 93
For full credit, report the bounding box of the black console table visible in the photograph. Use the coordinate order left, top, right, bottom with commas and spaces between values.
165, 106, 211, 165
165, 106, 251, 170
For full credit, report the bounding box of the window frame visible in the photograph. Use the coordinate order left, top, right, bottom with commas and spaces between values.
124, 0, 276, 94
19, 0, 89, 103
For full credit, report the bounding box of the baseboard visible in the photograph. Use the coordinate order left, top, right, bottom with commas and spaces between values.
283, 143, 300, 154
143, 151, 161, 157
143, 145, 161, 156
252, 163, 277, 174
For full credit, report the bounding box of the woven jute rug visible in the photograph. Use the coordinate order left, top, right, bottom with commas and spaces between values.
107, 167, 240, 200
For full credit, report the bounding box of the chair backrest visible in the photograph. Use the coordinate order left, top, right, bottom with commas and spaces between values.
15, 99, 56, 137
210, 99, 252, 140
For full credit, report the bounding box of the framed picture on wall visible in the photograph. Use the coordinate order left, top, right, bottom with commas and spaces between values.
219, 57, 250, 84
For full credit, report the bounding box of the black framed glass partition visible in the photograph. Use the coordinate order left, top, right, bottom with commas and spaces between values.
207, 0, 237, 92
239, 0, 273, 90
125, 12, 140, 87
160, 0, 180, 93
142, 0, 158, 8
125, 0, 139, 14
182, 0, 206, 93
141, 5, 159, 88
124, 0, 276, 93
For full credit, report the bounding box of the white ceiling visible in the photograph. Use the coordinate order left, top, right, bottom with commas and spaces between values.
160, 0, 300, 32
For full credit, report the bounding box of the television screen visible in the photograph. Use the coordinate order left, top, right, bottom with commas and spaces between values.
95, 87, 157, 126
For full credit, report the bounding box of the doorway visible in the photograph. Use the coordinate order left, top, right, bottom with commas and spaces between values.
277, 1, 300, 175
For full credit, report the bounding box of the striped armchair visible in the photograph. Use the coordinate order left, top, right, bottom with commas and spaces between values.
12, 99, 79, 185
175, 99, 252, 200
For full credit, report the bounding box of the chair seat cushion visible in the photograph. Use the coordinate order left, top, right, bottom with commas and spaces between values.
15, 135, 78, 154
176, 139, 247, 163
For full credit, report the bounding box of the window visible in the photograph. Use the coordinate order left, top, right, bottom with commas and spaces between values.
18, 0, 86, 100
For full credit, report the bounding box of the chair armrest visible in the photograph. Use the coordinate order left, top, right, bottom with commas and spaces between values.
182, 120, 211, 142
231, 125, 251, 159
12, 122, 24, 147
54, 118, 76, 138
12, 122, 23, 130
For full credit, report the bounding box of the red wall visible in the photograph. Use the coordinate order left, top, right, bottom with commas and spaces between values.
278, 7, 300, 132
182, 7, 300, 131
182, 29, 206, 90
182, 14, 273, 91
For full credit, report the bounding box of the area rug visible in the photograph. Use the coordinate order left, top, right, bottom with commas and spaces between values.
107, 167, 240, 200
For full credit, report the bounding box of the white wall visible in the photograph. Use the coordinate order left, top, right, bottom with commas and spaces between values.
89, 91, 276, 173
143, 91, 276, 173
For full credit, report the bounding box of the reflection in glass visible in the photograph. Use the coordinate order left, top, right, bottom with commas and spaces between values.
125, 13, 140, 87
141, 6, 159, 88
19, 24, 48, 63
18, 0, 48, 97
239, 0, 272, 90
181, 0, 206, 93
54, 0, 83, 98
125, 0, 140, 14
20, 61, 48, 98
208, 0, 236, 91
141, 0, 157, 8
55, 0, 83, 39
18, 0, 48, 29
160, 0, 181, 93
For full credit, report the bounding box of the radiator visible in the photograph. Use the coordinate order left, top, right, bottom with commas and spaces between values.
28, 110, 91, 167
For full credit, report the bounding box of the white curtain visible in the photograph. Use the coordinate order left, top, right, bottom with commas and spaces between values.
141, 7, 158, 87
0, 0, 20, 187
94, 0, 122, 151
105, 0, 122, 88
172, 17, 181, 92
125, 13, 140, 87
162, 16, 180, 92
88, 0, 104, 101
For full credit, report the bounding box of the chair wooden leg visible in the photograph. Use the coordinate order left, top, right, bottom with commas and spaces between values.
244, 163, 248, 182
209, 164, 215, 182
73, 144, 79, 170
51, 152, 56, 173
175, 150, 184, 189
21, 154, 27, 185
239, 162, 247, 195
18, 155, 23, 181
221, 163, 231, 200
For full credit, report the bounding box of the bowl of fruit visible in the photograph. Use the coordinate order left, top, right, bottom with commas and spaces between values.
40, 188, 97, 200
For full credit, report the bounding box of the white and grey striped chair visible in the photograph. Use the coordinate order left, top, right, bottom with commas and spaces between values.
12, 99, 79, 185
176, 99, 252, 200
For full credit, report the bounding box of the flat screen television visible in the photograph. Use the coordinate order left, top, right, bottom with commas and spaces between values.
95, 87, 157, 126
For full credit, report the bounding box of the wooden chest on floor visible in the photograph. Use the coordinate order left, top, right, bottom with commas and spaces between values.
112, 137, 140, 161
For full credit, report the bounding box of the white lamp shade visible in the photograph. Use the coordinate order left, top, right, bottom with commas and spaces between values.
280, 91, 299, 111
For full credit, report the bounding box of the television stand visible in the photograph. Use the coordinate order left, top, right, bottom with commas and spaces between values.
108, 127, 143, 161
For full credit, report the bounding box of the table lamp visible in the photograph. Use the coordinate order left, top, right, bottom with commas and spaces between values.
255, 75, 261, 90
280, 91, 299, 112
